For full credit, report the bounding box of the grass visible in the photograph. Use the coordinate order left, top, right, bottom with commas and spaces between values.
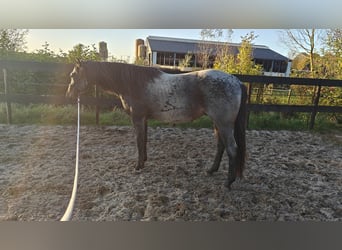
0, 103, 341, 133
248, 112, 308, 130
0, 104, 131, 126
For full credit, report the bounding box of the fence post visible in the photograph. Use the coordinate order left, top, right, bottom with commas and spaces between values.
246, 82, 252, 128
3, 69, 12, 124
287, 88, 292, 104
95, 84, 100, 125
309, 85, 322, 129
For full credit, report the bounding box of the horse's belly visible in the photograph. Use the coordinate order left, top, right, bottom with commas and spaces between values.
154, 109, 194, 123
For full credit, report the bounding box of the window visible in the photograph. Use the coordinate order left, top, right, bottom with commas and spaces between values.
272, 60, 288, 73
156, 52, 175, 66
255, 59, 273, 72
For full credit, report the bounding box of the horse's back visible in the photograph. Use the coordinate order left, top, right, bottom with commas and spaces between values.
195, 69, 242, 99
197, 69, 241, 86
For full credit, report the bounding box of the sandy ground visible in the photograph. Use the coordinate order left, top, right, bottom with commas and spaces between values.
0, 124, 341, 221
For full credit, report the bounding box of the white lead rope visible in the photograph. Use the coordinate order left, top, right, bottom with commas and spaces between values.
60, 96, 81, 221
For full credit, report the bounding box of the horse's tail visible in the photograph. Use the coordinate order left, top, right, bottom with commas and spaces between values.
234, 83, 248, 178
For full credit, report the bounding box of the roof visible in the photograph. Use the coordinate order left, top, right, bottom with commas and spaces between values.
146, 36, 289, 61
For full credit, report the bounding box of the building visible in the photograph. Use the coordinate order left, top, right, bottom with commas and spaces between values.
136, 36, 292, 77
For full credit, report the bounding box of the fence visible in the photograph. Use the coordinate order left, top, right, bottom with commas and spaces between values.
1, 60, 341, 128
0, 60, 122, 125
234, 74, 342, 128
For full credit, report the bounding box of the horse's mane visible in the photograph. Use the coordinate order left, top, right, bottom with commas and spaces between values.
83, 61, 162, 94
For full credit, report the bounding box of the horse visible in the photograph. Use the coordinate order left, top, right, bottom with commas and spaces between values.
66, 61, 247, 189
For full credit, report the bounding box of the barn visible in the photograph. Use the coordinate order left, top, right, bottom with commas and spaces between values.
136, 36, 291, 77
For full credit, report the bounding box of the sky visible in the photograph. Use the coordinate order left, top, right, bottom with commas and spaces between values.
26, 29, 290, 63
3, 1, 339, 63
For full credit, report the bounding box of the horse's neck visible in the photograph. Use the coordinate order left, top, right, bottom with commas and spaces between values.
89, 65, 126, 96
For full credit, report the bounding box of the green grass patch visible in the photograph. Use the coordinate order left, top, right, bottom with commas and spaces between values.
248, 112, 308, 130
0, 104, 340, 132
248, 111, 341, 131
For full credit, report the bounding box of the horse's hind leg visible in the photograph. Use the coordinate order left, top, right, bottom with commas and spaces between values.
217, 124, 238, 189
225, 128, 238, 189
207, 125, 225, 175
132, 116, 147, 170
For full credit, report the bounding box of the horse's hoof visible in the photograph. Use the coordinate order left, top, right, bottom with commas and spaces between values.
224, 179, 233, 190
206, 167, 218, 175
135, 164, 144, 170
206, 169, 214, 176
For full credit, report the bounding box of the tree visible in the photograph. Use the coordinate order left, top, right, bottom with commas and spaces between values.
214, 32, 263, 103
0, 29, 28, 53
280, 29, 342, 125
280, 30, 325, 105
280, 29, 325, 78
179, 52, 193, 68
291, 53, 310, 71
237, 32, 263, 75
35, 42, 54, 57
197, 29, 233, 69
200, 29, 233, 42
30, 42, 67, 62
324, 29, 342, 79
325, 29, 342, 57
134, 57, 148, 66
214, 32, 262, 75
322, 29, 342, 123
67, 43, 101, 63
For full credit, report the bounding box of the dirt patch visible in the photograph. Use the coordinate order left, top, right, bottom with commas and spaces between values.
0, 125, 341, 221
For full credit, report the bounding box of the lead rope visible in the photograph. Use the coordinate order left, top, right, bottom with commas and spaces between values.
60, 95, 80, 221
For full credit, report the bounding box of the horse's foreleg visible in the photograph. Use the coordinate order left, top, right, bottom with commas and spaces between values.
207, 125, 225, 175
143, 118, 148, 162
133, 116, 147, 170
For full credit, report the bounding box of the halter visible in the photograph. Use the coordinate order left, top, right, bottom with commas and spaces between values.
60, 95, 81, 221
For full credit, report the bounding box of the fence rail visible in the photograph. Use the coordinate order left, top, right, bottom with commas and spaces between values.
248, 103, 342, 113
0, 59, 73, 72
233, 74, 342, 129
234, 74, 342, 87
1, 60, 341, 128
0, 93, 121, 107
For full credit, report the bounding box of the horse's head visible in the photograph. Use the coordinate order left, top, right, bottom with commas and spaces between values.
66, 62, 88, 98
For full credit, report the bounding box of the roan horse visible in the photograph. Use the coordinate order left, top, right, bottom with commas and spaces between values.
66, 61, 247, 189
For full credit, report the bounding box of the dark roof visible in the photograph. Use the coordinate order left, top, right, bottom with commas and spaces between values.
146, 36, 289, 61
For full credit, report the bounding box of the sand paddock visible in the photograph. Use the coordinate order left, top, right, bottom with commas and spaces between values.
0, 125, 341, 221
